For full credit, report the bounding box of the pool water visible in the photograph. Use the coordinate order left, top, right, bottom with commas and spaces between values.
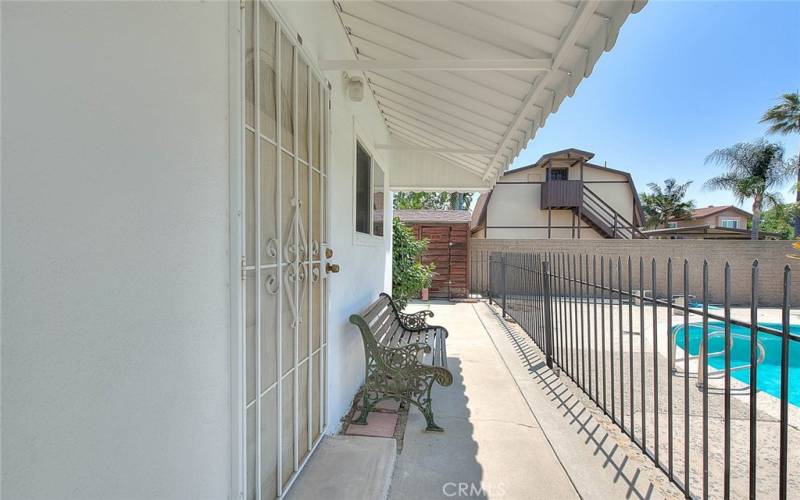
687, 302, 722, 310
673, 321, 800, 406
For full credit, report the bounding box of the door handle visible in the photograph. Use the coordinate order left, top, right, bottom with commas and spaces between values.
326, 263, 340, 274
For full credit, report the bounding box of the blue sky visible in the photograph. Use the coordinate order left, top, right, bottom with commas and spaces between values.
512, 0, 800, 209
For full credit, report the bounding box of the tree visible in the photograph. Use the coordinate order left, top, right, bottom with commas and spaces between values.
391, 217, 435, 309
640, 179, 695, 229
394, 192, 474, 210
760, 92, 800, 234
760, 203, 797, 240
447, 192, 474, 210
704, 140, 793, 240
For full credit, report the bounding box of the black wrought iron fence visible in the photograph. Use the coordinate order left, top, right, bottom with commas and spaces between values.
488, 251, 798, 500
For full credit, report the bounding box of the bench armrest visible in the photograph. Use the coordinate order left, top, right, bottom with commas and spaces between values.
379, 292, 435, 331
398, 310, 435, 330
378, 342, 431, 370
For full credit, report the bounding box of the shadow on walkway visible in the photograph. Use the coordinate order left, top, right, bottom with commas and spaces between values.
389, 357, 487, 499
481, 306, 664, 500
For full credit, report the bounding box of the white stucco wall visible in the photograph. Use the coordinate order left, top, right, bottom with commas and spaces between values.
2, 2, 231, 498
485, 183, 602, 239
3, 1, 479, 497
274, 1, 393, 434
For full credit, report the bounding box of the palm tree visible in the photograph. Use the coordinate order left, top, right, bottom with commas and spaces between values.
704, 140, 793, 239
640, 179, 695, 229
760, 92, 800, 233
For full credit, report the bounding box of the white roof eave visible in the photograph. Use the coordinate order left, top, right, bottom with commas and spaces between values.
326, 0, 647, 190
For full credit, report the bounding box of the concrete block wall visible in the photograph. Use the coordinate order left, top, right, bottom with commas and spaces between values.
470, 239, 800, 307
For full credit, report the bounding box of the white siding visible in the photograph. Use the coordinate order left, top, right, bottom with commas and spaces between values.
2, 2, 231, 498
483, 164, 635, 239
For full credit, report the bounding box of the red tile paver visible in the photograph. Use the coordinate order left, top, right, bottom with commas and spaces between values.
345, 411, 399, 438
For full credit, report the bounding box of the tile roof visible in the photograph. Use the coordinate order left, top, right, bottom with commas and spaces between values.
394, 209, 472, 224
690, 205, 751, 219
641, 224, 779, 240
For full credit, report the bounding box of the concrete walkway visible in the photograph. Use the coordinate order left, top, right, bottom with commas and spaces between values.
286, 435, 396, 500
391, 301, 679, 500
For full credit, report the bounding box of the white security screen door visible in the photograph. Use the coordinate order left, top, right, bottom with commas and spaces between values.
241, 2, 329, 498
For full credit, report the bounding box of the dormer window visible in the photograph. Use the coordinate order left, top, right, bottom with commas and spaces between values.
548, 168, 568, 181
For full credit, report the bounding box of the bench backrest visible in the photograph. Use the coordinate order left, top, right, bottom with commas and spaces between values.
349, 293, 404, 352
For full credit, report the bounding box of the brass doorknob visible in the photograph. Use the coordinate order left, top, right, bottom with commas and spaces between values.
326, 263, 340, 274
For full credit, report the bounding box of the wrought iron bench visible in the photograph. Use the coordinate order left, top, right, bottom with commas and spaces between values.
349, 292, 453, 432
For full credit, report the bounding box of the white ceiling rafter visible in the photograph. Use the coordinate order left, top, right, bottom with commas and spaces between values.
444, 1, 562, 55
372, 68, 524, 111
384, 110, 500, 154
319, 58, 551, 72
364, 0, 543, 61
385, 123, 489, 171
329, 0, 645, 189
483, 0, 599, 181
379, 105, 500, 150
375, 97, 504, 144
372, 89, 507, 138
368, 77, 514, 125
376, 144, 493, 156
368, 69, 520, 118
372, 82, 502, 135
386, 126, 488, 177
340, 4, 537, 87
345, 23, 535, 98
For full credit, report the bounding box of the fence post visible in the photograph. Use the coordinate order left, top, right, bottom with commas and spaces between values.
542, 260, 554, 369
501, 253, 508, 318
488, 255, 493, 306
613, 213, 618, 238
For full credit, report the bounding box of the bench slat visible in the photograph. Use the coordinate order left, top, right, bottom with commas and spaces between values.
356, 298, 448, 369
370, 308, 394, 337
362, 297, 392, 323
376, 319, 401, 345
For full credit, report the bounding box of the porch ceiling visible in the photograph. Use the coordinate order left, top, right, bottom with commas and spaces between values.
326, 0, 646, 183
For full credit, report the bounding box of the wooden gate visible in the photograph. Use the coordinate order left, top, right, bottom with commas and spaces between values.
411, 223, 468, 299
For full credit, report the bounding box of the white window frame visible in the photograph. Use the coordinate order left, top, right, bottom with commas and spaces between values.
352, 123, 386, 245
720, 218, 739, 229
667, 222, 678, 229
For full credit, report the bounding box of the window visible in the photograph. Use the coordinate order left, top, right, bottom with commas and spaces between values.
355, 141, 385, 237
549, 168, 568, 181
721, 219, 739, 229
667, 222, 678, 229
373, 164, 385, 236
355, 143, 371, 234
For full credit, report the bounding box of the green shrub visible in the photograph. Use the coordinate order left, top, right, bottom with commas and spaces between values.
391, 217, 435, 309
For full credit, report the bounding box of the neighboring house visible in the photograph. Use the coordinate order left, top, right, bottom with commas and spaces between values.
395, 210, 470, 299
644, 205, 779, 239
674, 205, 751, 229
471, 149, 645, 239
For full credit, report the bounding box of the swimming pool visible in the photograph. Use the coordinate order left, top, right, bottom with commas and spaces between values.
673, 321, 800, 406
687, 302, 723, 310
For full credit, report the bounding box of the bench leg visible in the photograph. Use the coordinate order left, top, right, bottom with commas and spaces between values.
408, 378, 444, 432
353, 387, 377, 425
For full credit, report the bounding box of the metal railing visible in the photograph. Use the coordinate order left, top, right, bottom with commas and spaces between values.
487, 251, 797, 500
581, 185, 644, 239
